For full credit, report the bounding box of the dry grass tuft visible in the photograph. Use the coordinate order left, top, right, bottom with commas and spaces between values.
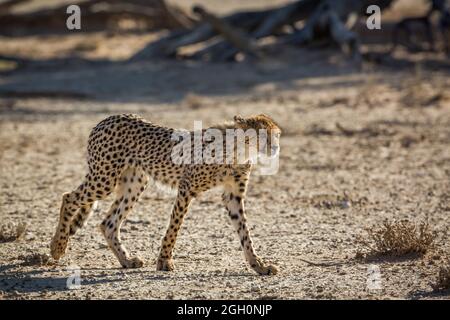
356, 219, 436, 258
0, 222, 27, 243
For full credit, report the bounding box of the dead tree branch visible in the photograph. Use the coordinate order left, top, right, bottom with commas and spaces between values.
131, 0, 396, 63
192, 6, 263, 60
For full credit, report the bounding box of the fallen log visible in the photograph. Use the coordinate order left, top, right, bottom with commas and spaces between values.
2, 0, 399, 64
130, 9, 276, 60
284, 0, 394, 60
163, 24, 215, 57
251, 0, 316, 39
192, 6, 263, 60
329, 9, 361, 61
191, 0, 318, 62
160, 0, 196, 30
131, 0, 321, 61
132, 0, 398, 63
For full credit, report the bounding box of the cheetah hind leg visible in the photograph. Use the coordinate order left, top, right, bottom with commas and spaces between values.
69, 202, 96, 236
50, 191, 78, 260
99, 168, 148, 269
51, 171, 114, 261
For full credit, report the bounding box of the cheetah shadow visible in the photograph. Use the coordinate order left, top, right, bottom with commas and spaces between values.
407, 289, 450, 300
0, 262, 270, 296
144, 270, 259, 281
0, 265, 141, 294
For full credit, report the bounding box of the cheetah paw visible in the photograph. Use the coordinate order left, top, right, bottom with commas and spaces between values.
50, 236, 68, 261
252, 259, 278, 276
156, 258, 174, 271
121, 257, 144, 269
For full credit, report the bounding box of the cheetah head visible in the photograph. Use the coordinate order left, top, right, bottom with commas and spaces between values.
234, 114, 281, 160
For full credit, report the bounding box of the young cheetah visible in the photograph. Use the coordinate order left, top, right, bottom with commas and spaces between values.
50, 113, 281, 275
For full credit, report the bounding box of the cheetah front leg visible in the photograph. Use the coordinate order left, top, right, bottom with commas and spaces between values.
223, 183, 278, 276
157, 182, 194, 271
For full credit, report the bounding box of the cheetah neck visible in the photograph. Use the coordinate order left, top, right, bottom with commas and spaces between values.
207, 121, 238, 132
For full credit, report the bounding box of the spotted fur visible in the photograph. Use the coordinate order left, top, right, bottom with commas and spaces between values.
50, 113, 281, 275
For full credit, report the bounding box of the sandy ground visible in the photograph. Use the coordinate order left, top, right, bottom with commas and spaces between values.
0, 1, 450, 300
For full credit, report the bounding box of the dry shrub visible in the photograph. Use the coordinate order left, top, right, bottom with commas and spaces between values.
0, 222, 27, 243
309, 193, 363, 210
356, 219, 435, 258
433, 263, 450, 291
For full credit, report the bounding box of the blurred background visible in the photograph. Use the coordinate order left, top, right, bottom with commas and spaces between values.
0, 0, 449, 102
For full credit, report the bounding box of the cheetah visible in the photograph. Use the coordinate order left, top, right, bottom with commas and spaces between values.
50, 113, 281, 275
